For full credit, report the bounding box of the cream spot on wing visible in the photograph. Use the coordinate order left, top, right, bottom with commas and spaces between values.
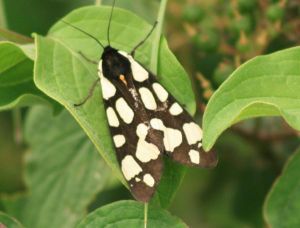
169, 103, 183, 116
150, 118, 182, 152
136, 123, 160, 162
135, 177, 141, 182
115, 50, 148, 82
183, 122, 203, 145
198, 142, 202, 148
118, 51, 129, 57
121, 155, 142, 181
164, 128, 182, 152
113, 135, 126, 148
143, 174, 155, 187
149, 118, 164, 130
97, 60, 103, 73
115, 98, 134, 124
152, 83, 168, 102
189, 149, 200, 164
136, 123, 149, 139
136, 139, 160, 163
128, 57, 148, 82
106, 107, 119, 127
139, 87, 157, 110
100, 76, 116, 100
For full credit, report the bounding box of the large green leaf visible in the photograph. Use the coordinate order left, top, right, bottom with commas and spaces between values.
0, 211, 24, 228
203, 47, 300, 150
264, 148, 300, 228
0, 41, 50, 111
2, 106, 111, 228
77, 200, 187, 228
34, 6, 195, 204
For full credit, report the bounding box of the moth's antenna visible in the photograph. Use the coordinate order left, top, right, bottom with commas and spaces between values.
130, 21, 158, 55
107, 0, 116, 46
61, 20, 105, 49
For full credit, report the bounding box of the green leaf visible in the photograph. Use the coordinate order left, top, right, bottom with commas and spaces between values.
0, 211, 24, 228
203, 47, 300, 150
151, 159, 186, 208
264, 148, 300, 228
34, 6, 195, 202
0, 41, 50, 111
2, 106, 111, 228
77, 200, 187, 228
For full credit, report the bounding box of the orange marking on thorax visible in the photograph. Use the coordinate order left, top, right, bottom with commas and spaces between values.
119, 74, 128, 86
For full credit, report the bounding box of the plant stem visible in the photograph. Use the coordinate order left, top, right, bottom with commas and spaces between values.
150, 0, 168, 74
0, 27, 33, 44
144, 203, 148, 228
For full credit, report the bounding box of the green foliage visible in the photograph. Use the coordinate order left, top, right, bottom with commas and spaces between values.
264, 147, 300, 228
267, 4, 285, 22
0, 212, 23, 228
0, 42, 49, 111
77, 200, 187, 228
192, 29, 220, 53
182, 5, 205, 23
213, 63, 234, 86
0, 1, 300, 227
237, 0, 257, 14
2, 106, 111, 228
34, 6, 194, 207
232, 16, 254, 34
203, 47, 300, 150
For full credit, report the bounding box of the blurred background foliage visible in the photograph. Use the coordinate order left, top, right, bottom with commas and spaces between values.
0, 0, 300, 227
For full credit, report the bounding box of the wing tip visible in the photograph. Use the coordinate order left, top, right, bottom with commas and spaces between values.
199, 149, 218, 168
132, 185, 155, 202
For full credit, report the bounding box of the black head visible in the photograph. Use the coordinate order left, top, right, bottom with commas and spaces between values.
101, 46, 131, 80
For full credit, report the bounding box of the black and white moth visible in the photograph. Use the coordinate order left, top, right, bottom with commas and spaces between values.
63, 1, 217, 202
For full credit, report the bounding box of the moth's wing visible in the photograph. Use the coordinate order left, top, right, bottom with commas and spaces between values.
139, 72, 218, 168
99, 66, 164, 202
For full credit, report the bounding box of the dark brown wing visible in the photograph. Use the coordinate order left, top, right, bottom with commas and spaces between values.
136, 71, 218, 168
100, 51, 217, 202
100, 59, 164, 202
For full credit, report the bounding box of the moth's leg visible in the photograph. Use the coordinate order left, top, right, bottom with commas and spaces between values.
130, 21, 158, 57
74, 78, 100, 107
78, 51, 98, 65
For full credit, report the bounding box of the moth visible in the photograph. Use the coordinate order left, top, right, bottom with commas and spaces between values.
63, 0, 217, 202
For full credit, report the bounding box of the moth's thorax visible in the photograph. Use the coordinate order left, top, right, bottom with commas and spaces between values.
101, 46, 131, 80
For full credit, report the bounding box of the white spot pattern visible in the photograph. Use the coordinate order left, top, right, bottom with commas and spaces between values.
98, 62, 116, 100
183, 122, 203, 145
130, 58, 149, 82
169, 103, 183, 116
135, 123, 160, 163
113, 135, 126, 148
136, 123, 149, 139
189, 149, 200, 164
106, 107, 119, 127
116, 98, 134, 124
150, 118, 182, 152
152, 83, 168, 102
100, 76, 116, 100
135, 177, 141, 182
118, 51, 148, 82
143, 174, 155, 187
139, 87, 157, 110
136, 139, 160, 163
121, 155, 142, 181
